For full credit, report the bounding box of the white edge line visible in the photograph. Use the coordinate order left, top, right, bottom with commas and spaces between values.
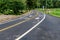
15, 14, 46, 40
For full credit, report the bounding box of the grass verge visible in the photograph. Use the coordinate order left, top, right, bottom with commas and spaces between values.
49, 8, 60, 17
37, 8, 60, 18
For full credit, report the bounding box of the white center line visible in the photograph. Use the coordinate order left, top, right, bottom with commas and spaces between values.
15, 14, 46, 40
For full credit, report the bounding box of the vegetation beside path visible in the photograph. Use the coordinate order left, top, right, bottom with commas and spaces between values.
37, 8, 60, 17
49, 8, 60, 17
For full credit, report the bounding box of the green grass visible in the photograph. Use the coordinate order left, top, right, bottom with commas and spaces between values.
35, 8, 43, 12
37, 8, 60, 17
49, 8, 60, 17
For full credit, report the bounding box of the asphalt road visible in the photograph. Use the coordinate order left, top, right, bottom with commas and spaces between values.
0, 10, 44, 40
0, 10, 60, 40
20, 14, 60, 40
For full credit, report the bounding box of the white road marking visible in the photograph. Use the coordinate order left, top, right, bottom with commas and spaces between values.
15, 14, 46, 40
35, 17, 40, 20
29, 15, 32, 17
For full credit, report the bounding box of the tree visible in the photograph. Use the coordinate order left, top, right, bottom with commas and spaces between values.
8, 1, 25, 14
0, 0, 25, 15
47, 0, 53, 8
54, 1, 60, 8
26, 0, 37, 10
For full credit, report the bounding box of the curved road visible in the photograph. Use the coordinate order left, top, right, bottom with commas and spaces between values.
0, 10, 60, 40
21, 14, 60, 40
0, 10, 44, 40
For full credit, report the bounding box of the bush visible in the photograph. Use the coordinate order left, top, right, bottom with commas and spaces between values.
0, 1, 26, 15
4, 9, 14, 15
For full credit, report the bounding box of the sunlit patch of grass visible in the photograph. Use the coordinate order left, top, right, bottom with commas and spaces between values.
37, 8, 60, 17
50, 9, 60, 17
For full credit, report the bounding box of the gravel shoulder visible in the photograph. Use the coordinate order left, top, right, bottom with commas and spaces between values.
0, 11, 31, 24
0, 15, 20, 24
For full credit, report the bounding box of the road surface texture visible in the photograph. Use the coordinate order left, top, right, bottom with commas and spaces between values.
0, 10, 60, 40
0, 10, 44, 40
20, 14, 60, 40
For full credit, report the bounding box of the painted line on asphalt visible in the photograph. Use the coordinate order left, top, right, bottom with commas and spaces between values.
0, 19, 28, 32
15, 14, 46, 40
0, 12, 38, 32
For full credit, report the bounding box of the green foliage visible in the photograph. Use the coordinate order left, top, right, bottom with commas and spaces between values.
0, 0, 26, 15
26, 0, 37, 10
8, 1, 25, 14
39, 0, 60, 8
4, 9, 14, 15
0, 0, 60, 15
49, 8, 60, 17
